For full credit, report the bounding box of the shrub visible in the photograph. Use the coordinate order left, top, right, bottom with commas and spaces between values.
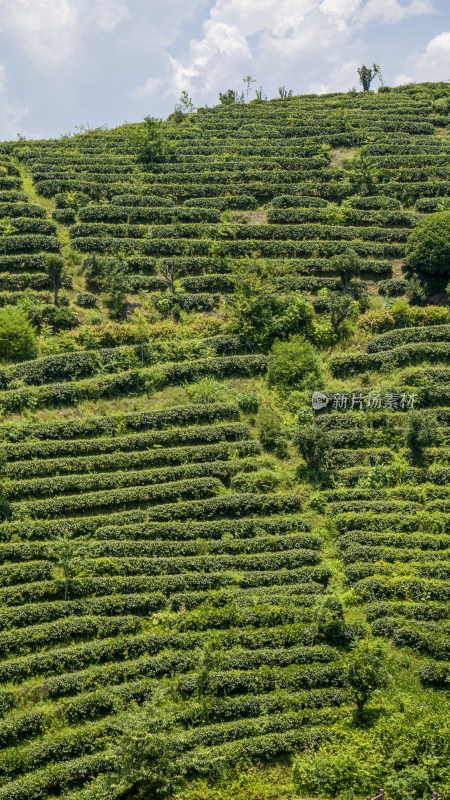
236, 392, 259, 414
267, 336, 322, 391
231, 468, 281, 494
405, 211, 450, 275
52, 208, 76, 224
185, 376, 221, 404
76, 292, 98, 308
0, 306, 38, 362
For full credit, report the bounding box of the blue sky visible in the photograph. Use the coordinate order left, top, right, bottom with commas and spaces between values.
0, 0, 448, 140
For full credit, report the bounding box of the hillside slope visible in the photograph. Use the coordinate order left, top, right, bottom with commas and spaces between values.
0, 81, 448, 800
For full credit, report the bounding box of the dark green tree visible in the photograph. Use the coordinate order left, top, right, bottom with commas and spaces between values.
345, 640, 390, 721
357, 63, 382, 92
44, 254, 65, 305
328, 247, 362, 293
405, 212, 450, 276
404, 410, 438, 465
0, 306, 38, 362
295, 424, 333, 472
258, 404, 289, 457
345, 147, 378, 194
230, 268, 319, 350
316, 597, 346, 645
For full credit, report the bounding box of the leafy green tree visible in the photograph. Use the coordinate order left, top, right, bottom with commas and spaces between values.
295, 424, 333, 472
329, 293, 359, 332
346, 640, 390, 721
404, 410, 438, 465
44, 254, 65, 305
218, 89, 244, 105
159, 261, 180, 294
231, 269, 321, 350
267, 335, 322, 391
405, 212, 450, 276
47, 532, 86, 602
0, 306, 38, 362
101, 258, 129, 318
405, 274, 426, 305
108, 688, 186, 800
175, 91, 195, 114
135, 116, 168, 165
278, 86, 293, 98
357, 63, 382, 92
328, 247, 362, 294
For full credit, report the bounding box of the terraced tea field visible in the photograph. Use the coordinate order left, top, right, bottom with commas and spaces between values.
0, 81, 448, 799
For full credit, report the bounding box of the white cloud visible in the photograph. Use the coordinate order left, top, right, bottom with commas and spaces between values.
166, 0, 435, 98
133, 76, 163, 98
309, 59, 361, 93
0, 0, 79, 64
0, 62, 28, 139
169, 20, 251, 94
0, 0, 128, 65
358, 0, 434, 25
396, 30, 450, 83
91, 0, 129, 32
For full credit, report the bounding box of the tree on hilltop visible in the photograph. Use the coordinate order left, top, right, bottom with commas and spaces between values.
358, 64, 383, 92
175, 91, 196, 114
219, 88, 244, 105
